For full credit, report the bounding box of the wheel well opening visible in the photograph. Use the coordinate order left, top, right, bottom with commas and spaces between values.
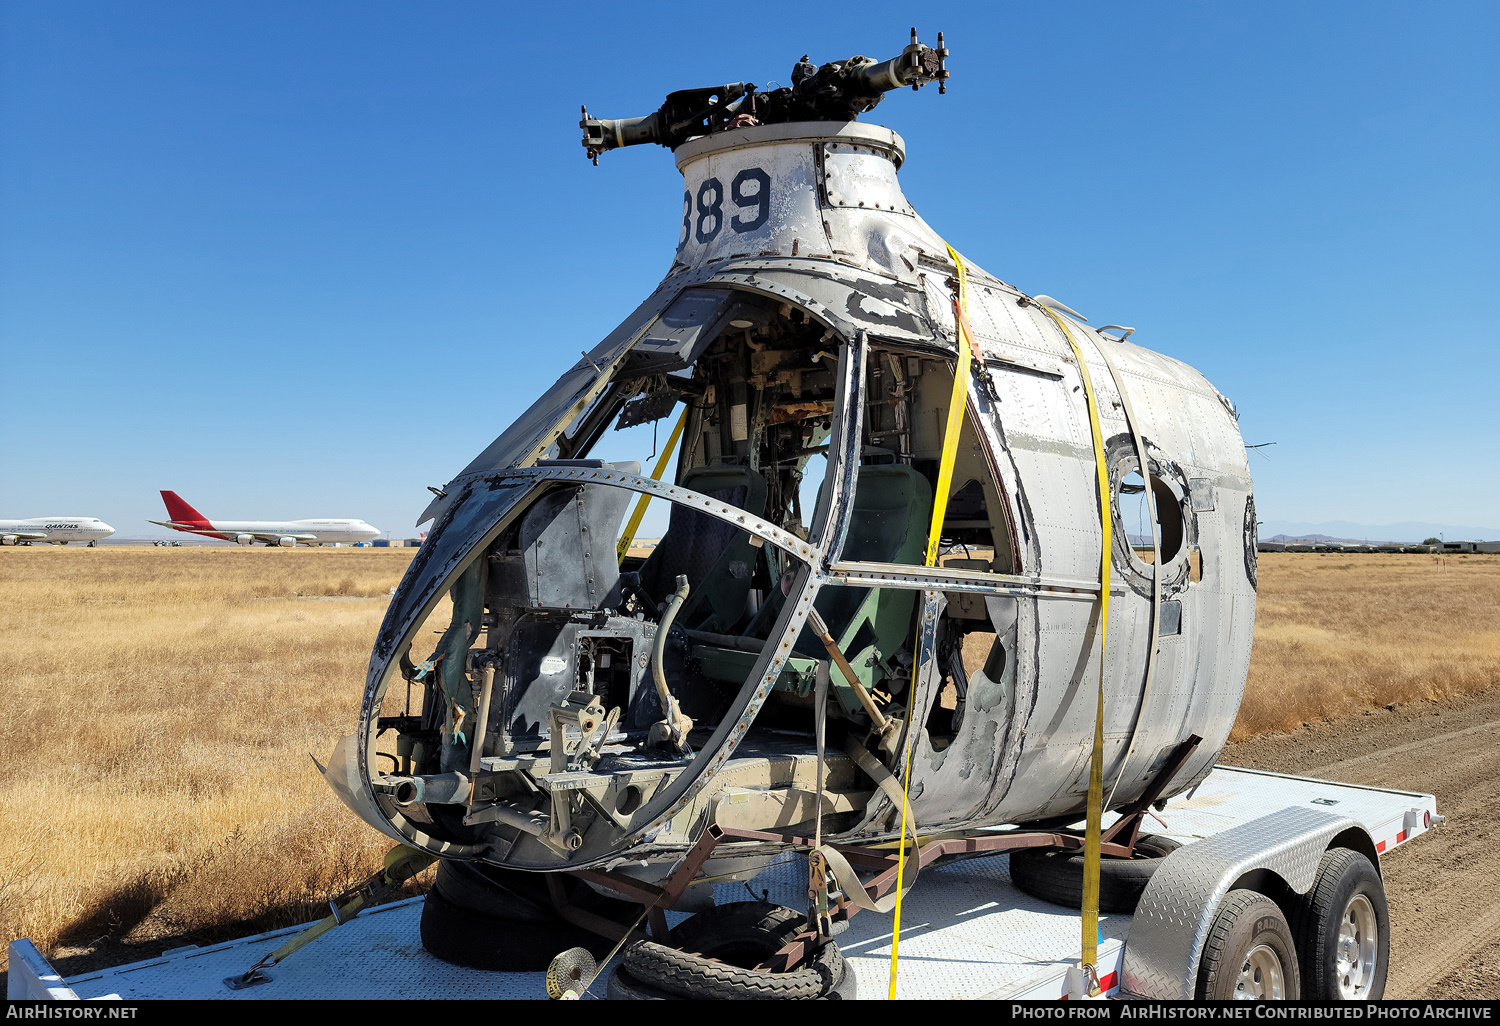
1228, 867, 1297, 922
1328, 827, 1382, 878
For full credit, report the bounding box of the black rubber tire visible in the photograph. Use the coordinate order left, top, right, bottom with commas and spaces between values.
419, 864, 636, 972
607, 959, 858, 1001
420, 886, 588, 971
430, 861, 554, 923
1008, 833, 1182, 914
605, 965, 675, 1000
1196, 889, 1302, 999
1291, 848, 1389, 1000
619, 901, 851, 1000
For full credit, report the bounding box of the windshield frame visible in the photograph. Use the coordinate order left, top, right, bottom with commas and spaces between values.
355, 278, 882, 867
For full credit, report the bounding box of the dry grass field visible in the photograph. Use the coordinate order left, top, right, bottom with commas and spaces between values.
0, 546, 424, 974
1, 546, 1496, 976
1232, 552, 1500, 740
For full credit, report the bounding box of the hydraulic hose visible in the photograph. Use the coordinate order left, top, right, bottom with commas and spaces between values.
649, 575, 694, 751
653, 575, 689, 706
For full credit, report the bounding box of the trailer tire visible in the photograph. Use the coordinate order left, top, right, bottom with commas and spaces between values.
618, 901, 853, 1000
1196, 889, 1301, 999
1291, 848, 1388, 1000
1008, 833, 1182, 913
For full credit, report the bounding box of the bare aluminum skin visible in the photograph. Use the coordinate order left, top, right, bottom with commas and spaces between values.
325, 120, 1256, 877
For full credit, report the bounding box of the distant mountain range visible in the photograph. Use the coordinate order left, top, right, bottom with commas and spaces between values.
1258, 520, 1499, 545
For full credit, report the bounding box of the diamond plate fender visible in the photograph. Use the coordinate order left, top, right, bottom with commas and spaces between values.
1119, 804, 1363, 999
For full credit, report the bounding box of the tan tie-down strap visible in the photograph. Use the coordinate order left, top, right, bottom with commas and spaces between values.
815, 738, 920, 914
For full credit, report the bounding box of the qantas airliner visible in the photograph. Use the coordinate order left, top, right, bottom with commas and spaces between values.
150, 491, 381, 547
0, 517, 116, 546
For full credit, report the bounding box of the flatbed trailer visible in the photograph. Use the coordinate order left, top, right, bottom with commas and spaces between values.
8, 765, 1437, 1001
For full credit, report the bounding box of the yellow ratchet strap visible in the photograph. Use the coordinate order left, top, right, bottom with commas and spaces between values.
229, 844, 436, 988
888, 244, 974, 999
1038, 302, 1112, 995
615, 407, 687, 564
922, 249, 974, 569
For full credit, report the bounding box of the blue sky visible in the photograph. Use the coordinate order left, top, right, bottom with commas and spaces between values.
2, 2, 1496, 539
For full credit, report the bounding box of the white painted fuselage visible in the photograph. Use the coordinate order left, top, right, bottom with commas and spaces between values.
0, 518, 116, 545
219, 518, 378, 545
153, 518, 382, 546
151, 490, 382, 546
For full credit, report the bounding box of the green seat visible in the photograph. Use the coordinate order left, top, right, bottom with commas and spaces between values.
800, 464, 932, 714
692, 463, 933, 719
638, 464, 768, 633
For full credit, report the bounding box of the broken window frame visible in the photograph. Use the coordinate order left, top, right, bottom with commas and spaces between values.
353, 464, 834, 860
353, 288, 869, 863
416, 282, 709, 527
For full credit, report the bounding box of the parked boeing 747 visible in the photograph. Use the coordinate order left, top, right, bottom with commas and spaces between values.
150, 491, 380, 547
0, 517, 116, 546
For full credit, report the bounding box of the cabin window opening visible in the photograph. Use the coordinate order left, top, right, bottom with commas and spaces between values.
848, 347, 1017, 575
1119, 469, 1184, 566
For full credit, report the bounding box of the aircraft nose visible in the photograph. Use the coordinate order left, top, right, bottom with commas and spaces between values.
97, 522, 116, 536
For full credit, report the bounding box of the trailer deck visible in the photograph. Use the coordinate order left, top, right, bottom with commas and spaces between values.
8, 765, 1437, 1001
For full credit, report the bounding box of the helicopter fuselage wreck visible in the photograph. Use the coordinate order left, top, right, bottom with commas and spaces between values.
324, 84, 1255, 906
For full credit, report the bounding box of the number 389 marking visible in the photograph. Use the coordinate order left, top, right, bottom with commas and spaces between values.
681, 167, 771, 246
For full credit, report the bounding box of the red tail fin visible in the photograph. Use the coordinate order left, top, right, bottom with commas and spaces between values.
160, 490, 210, 526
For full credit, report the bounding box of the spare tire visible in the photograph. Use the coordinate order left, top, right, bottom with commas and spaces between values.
615, 901, 854, 1000
607, 960, 858, 1001
419, 862, 636, 972
431, 861, 554, 923
1009, 833, 1182, 914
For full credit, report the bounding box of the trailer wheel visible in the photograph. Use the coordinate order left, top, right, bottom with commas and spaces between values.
1196, 889, 1301, 999
617, 901, 854, 1000
1009, 833, 1182, 913
1292, 847, 1388, 1000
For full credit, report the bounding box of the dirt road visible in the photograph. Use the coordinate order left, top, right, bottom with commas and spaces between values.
1224, 684, 1500, 1000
